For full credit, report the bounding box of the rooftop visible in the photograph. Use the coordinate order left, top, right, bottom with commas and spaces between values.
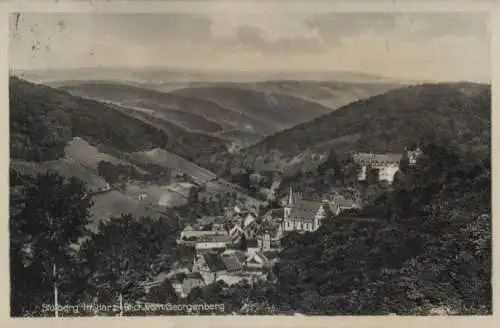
352, 153, 402, 164
288, 200, 325, 223
332, 196, 359, 209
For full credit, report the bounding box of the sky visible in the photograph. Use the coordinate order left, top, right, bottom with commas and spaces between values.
9, 8, 490, 82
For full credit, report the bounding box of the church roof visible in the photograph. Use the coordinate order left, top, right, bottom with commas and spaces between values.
288, 200, 324, 223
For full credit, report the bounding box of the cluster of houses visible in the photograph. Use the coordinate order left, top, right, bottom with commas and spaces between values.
148, 189, 364, 298
140, 208, 280, 299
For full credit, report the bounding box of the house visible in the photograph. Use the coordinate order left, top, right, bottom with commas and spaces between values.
193, 233, 233, 252
216, 273, 251, 286
352, 153, 402, 183
404, 146, 424, 166
192, 252, 228, 284
177, 225, 230, 246
328, 195, 361, 215
195, 242, 228, 252
195, 216, 226, 231
229, 224, 246, 243
171, 272, 205, 298
242, 213, 259, 239
140, 272, 170, 294
280, 188, 330, 233
264, 208, 284, 222
221, 250, 246, 272
245, 249, 270, 272
256, 233, 271, 252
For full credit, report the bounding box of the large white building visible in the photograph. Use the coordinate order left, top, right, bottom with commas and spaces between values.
352, 153, 402, 183
352, 147, 423, 183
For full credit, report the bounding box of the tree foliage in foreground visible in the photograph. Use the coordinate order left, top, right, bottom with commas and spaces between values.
10, 170, 93, 316
78, 214, 181, 306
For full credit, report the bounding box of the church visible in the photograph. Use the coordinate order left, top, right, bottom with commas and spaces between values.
277, 188, 359, 234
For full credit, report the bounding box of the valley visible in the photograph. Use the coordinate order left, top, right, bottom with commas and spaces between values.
9, 73, 491, 317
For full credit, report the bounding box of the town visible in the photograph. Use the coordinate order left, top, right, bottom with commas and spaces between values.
135, 146, 424, 302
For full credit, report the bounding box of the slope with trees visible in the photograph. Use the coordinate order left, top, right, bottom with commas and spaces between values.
231, 82, 490, 174
9, 76, 228, 170
274, 142, 491, 315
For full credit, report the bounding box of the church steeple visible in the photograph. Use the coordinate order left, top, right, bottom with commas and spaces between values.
284, 185, 294, 221
287, 185, 294, 206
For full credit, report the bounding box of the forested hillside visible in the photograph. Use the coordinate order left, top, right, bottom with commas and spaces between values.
275, 143, 491, 314
9, 76, 228, 168
232, 82, 490, 174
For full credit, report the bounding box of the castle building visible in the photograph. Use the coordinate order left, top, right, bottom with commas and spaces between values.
352, 153, 402, 183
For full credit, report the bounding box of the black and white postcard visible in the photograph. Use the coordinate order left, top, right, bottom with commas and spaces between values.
3, 0, 497, 326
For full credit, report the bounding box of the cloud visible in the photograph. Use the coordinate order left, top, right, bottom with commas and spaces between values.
305, 13, 398, 44
217, 24, 326, 55
9, 12, 489, 82
97, 13, 214, 44
304, 12, 488, 44
402, 12, 489, 41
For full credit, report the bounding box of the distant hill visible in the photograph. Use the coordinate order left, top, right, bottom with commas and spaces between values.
171, 85, 334, 129
14, 67, 406, 84
58, 81, 390, 149
9, 76, 228, 169
234, 82, 491, 173
58, 82, 277, 137
58, 81, 346, 135
48, 79, 401, 109
239, 80, 402, 109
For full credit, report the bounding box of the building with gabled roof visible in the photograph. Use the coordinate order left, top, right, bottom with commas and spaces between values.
278, 187, 360, 234
279, 187, 330, 233
221, 250, 246, 272
171, 272, 205, 298
192, 252, 228, 284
